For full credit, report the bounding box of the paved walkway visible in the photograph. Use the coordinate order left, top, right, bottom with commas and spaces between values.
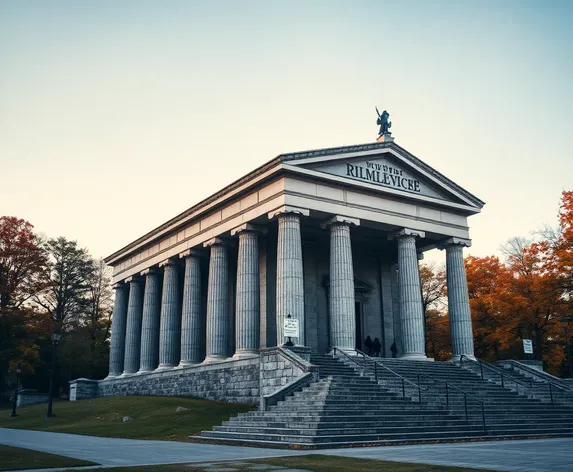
2, 428, 573, 471
0, 429, 305, 466
323, 438, 573, 472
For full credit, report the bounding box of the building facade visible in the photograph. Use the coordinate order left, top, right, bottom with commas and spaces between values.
101, 138, 483, 386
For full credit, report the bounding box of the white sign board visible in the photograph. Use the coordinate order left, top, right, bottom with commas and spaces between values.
523, 339, 534, 354
283, 318, 299, 338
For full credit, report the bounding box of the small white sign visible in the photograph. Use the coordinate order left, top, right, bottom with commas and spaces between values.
283, 318, 299, 338
523, 339, 534, 354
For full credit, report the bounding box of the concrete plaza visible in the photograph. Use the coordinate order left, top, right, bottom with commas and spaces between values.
1, 428, 573, 471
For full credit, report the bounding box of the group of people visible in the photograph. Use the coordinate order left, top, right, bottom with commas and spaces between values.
363, 336, 382, 357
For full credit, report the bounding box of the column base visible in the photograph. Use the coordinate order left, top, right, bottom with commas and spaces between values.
399, 353, 431, 361
202, 355, 228, 364
330, 348, 360, 356
232, 350, 259, 360
134, 369, 154, 375
451, 354, 476, 364
119, 372, 136, 378
103, 373, 120, 380
154, 364, 177, 372
177, 360, 202, 368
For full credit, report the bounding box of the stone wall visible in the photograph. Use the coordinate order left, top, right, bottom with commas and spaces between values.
69, 348, 320, 408
71, 357, 260, 405
259, 346, 318, 410
69, 379, 98, 401
17, 390, 48, 407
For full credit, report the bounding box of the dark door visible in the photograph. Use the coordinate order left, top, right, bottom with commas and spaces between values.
355, 301, 362, 351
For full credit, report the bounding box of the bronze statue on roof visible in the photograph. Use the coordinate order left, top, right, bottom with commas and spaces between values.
376, 107, 392, 136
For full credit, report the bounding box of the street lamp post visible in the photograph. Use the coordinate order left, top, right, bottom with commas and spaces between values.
10, 363, 22, 418
46, 330, 62, 419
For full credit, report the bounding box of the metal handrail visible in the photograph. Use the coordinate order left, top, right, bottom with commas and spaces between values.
497, 359, 573, 399
459, 355, 561, 405
498, 360, 573, 394
331, 348, 487, 431
332, 347, 419, 398
460, 355, 533, 391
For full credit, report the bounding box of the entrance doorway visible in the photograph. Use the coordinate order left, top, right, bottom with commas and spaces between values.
355, 301, 363, 351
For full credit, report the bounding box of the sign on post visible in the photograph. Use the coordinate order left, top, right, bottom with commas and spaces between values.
283, 317, 299, 338
523, 339, 534, 354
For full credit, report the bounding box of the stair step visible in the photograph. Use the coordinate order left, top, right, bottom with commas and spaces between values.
201, 355, 573, 447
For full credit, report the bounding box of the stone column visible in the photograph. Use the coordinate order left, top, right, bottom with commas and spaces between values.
323, 215, 360, 352
396, 229, 427, 360
156, 259, 182, 370
443, 238, 476, 361
204, 238, 229, 362
179, 250, 204, 366
269, 206, 309, 346
138, 268, 162, 373
122, 276, 145, 375
232, 225, 260, 358
107, 283, 129, 378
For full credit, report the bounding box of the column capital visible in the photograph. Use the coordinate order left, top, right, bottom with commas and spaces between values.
112, 282, 128, 290
389, 228, 425, 240
178, 248, 203, 259
159, 257, 180, 268
203, 237, 227, 248
125, 275, 144, 284
140, 267, 161, 276
230, 223, 267, 236
439, 237, 472, 250
320, 215, 360, 229
268, 205, 310, 220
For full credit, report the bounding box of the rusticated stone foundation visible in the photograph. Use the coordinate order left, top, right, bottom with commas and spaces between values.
71, 357, 260, 405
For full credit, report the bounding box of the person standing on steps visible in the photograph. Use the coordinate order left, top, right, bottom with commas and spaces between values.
373, 337, 382, 357
364, 336, 373, 356
390, 341, 398, 358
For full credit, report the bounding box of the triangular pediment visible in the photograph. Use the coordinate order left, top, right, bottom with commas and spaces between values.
280, 143, 484, 211
306, 154, 450, 200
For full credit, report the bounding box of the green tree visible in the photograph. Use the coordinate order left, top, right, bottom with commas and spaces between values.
36, 237, 94, 328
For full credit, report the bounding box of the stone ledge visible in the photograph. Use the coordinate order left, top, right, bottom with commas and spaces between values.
99, 357, 260, 384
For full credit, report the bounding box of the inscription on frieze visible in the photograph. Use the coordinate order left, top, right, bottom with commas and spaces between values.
346, 161, 421, 193
307, 156, 447, 200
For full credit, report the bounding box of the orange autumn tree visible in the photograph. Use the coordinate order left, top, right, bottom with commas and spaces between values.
543, 191, 573, 374
465, 255, 523, 362
554, 191, 573, 313
504, 239, 566, 373
463, 191, 573, 374
420, 262, 451, 360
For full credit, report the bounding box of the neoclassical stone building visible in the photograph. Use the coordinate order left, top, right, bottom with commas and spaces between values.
73, 137, 483, 403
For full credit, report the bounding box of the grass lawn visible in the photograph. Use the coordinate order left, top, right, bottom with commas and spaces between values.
0, 445, 96, 471
0, 396, 254, 441
94, 455, 489, 472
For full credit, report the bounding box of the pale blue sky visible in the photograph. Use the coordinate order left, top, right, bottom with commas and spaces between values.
1, 0, 572, 262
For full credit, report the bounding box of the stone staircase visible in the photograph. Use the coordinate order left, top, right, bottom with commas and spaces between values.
198, 354, 573, 447
351, 356, 573, 438
495, 360, 573, 406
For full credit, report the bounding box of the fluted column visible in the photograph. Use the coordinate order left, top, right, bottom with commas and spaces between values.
323, 215, 360, 352
179, 250, 204, 366
270, 206, 308, 346
443, 238, 476, 361
107, 283, 129, 378
122, 276, 145, 375
204, 238, 229, 362
396, 229, 427, 360
232, 225, 260, 358
156, 259, 182, 370
138, 268, 162, 373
